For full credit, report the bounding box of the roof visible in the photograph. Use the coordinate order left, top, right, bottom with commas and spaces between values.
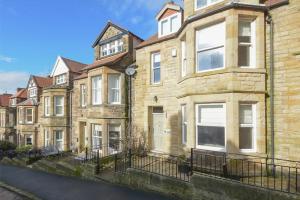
60, 57, 87, 73
17, 98, 38, 106
92, 21, 143, 48
82, 52, 128, 71
136, 33, 176, 49
0, 94, 12, 107
32, 75, 53, 88
156, 1, 182, 20
264, 0, 289, 8
74, 72, 88, 80
10, 88, 27, 99
136, 2, 267, 50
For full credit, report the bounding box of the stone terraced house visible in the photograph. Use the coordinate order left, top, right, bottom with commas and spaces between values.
37, 57, 87, 151
132, 0, 300, 161
16, 75, 52, 147
0, 93, 14, 143
71, 22, 143, 154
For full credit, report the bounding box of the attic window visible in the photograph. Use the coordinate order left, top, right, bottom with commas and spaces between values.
56, 74, 66, 85
101, 39, 123, 57
158, 13, 181, 37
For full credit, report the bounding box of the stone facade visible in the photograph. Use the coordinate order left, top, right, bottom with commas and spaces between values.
72, 22, 142, 154
266, 0, 300, 161
0, 106, 16, 143
133, 1, 267, 156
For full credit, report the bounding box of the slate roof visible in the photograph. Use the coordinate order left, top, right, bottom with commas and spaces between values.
0, 94, 12, 107
82, 52, 128, 71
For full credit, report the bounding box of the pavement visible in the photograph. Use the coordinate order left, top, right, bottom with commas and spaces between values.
0, 164, 174, 200
0, 187, 26, 200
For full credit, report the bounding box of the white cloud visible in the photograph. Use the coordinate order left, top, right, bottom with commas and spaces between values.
0, 55, 15, 63
0, 71, 29, 94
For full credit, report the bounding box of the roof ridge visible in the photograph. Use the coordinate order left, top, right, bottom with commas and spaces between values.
60, 56, 87, 65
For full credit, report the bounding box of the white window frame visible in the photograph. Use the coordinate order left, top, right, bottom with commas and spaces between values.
92, 76, 102, 105
92, 124, 102, 150
239, 104, 256, 153
238, 18, 256, 68
80, 84, 87, 107
151, 52, 161, 84
18, 108, 23, 123
181, 105, 187, 145
158, 12, 181, 37
29, 88, 37, 97
196, 22, 225, 73
54, 96, 64, 116
181, 40, 187, 77
195, 0, 223, 10
101, 39, 124, 57
54, 130, 64, 151
195, 103, 226, 152
25, 108, 33, 124
0, 112, 5, 127
108, 74, 121, 104
56, 74, 66, 85
44, 129, 50, 147
44, 97, 50, 116
108, 124, 121, 154
25, 134, 33, 146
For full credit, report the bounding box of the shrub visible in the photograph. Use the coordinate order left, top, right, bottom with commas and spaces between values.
16, 145, 32, 154
0, 141, 17, 151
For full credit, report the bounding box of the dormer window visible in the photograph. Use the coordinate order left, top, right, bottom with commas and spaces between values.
56, 74, 66, 85
158, 13, 181, 37
195, 0, 223, 10
29, 88, 37, 97
101, 39, 123, 57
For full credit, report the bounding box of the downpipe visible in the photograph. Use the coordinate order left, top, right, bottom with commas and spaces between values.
266, 14, 275, 169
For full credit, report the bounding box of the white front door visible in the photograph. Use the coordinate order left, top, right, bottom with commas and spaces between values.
152, 107, 164, 152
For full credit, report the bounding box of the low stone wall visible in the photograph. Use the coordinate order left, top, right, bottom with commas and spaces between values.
114, 169, 300, 200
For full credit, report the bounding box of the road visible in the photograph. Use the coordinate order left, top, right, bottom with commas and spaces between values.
0, 164, 174, 200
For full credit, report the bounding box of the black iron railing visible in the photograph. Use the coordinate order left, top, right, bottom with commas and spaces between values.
191, 149, 300, 194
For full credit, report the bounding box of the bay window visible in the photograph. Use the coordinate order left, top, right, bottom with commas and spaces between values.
44, 97, 50, 116
108, 74, 121, 104
151, 52, 161, 84
239, 104, 256, 151
92, 124, 102, 150
92, 76, 102, 105
238, 19, 256, 67
108, 124, 121, 154
18, 108, 24, 123
181, 105, 187, 144
26, 108, 33, 124
54, 96, 64, 116
196, 104, 226, 151
196, 22, 225, 72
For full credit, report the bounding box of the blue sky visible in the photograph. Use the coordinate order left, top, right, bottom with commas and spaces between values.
0, 0, 182, 93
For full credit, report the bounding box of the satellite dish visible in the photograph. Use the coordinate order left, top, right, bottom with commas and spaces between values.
125, 65, 136, 76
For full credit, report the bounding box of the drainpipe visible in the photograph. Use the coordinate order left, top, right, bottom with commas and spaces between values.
266, 14, 274, 166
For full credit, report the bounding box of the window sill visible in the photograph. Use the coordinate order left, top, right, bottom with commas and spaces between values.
149, 82, 163, 87
196, 145, 226, 152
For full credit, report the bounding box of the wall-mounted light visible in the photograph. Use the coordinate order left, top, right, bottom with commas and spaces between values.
154, 96, 158, 102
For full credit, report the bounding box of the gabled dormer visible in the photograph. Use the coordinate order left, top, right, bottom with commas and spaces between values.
156, 1, 183, 38
26, 75, 52, 101
92, 21, 143, 61
50, 56, 87, 86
